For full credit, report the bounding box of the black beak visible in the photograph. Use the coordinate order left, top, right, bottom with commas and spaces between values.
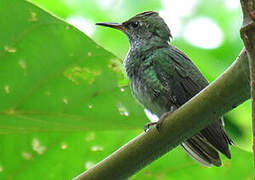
96, 22, 126, 32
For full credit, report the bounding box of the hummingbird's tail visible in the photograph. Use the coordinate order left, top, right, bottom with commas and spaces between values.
180, 118, 232, 167
181, 135, 222, 167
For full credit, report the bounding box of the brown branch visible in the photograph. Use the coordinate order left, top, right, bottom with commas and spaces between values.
240, 0, 255, 168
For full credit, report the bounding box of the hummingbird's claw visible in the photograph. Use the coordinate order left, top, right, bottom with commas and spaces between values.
145, 107, 176, 132
155, 118, 164, 131
144, 122, 157, 132
156, 110, 174, 131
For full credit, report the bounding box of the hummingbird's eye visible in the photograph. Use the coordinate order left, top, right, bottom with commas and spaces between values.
130, 21, 139, 28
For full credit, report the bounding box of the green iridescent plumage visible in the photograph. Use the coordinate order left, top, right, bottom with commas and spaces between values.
96, 11, 232, 167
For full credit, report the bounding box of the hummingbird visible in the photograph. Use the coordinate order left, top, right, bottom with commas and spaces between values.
96, 11, 232, 167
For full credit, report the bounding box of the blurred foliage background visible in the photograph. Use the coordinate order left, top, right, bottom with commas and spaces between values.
29, 0, 251, 151
0, 0, 253, 179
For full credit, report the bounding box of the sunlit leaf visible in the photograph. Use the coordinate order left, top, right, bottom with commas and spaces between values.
0, 0, 147, 133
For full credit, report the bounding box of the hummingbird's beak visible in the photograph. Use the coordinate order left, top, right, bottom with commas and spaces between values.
96, 22, 126, 32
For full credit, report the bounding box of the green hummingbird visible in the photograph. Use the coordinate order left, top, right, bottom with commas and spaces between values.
96, 11, 232, 167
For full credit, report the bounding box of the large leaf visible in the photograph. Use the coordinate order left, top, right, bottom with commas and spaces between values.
0, 0, 147, 133
0, 1, 146, 179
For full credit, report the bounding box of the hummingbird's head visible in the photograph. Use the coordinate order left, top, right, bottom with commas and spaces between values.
96, 11, 172, 47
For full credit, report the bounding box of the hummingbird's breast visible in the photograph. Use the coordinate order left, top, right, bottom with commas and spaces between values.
130, 77, 170, 117
124, 48, 173, 116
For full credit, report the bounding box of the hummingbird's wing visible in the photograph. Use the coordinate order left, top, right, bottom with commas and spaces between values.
153, 46, 232, 166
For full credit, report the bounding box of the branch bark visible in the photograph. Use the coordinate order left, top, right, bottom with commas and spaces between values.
240, 0, 255, 167
73, 49, 250, 180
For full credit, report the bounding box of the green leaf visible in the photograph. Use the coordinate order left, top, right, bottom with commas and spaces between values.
0, 0, 147, 133
0, 130, 141, 179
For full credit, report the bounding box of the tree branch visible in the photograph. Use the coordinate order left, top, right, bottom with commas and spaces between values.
240, 0, 255, 167
73, 49, 250, 180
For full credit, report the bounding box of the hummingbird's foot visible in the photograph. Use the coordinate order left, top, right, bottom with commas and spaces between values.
155, 111, 172, 131
144, 106, 177, 132
156, 106, 177, 131
144, 111, 172, 132
144, 122, 157, 132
